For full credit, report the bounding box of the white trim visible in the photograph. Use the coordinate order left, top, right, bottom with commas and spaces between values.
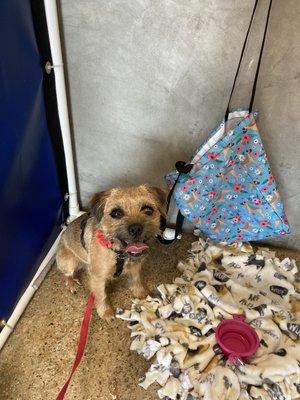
43, 0, 80, 221
191, 110, 248, 164
0, 232, 63, 351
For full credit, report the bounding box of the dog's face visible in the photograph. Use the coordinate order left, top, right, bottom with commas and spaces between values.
90, 185, 166, 257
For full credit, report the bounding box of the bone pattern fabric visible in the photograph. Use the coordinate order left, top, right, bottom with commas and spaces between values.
117, 239, 300, 400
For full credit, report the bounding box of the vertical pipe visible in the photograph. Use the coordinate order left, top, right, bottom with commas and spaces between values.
43, 0, 80, 220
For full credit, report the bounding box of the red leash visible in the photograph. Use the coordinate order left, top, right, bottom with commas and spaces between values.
56, 293, 95, 400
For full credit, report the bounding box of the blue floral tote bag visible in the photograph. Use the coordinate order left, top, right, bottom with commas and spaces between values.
165, 110, 290, 243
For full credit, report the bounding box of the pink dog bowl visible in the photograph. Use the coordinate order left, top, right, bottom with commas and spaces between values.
215, 314, 259, 363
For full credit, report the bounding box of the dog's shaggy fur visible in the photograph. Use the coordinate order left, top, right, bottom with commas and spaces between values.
56, 185, 166, 319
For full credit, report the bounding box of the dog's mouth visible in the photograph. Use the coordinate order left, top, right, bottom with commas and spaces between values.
126, 242, 149, 256
120, 239, 149, 257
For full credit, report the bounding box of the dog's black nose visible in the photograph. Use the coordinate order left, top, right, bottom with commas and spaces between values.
128, 223, 143, 238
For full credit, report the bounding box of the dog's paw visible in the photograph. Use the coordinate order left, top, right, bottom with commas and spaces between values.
132, 286, 149, 299
97, 305, 115, 321
65, 276, 81, 294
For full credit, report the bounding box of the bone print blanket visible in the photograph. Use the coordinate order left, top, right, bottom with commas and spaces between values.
117, 239, 300, 400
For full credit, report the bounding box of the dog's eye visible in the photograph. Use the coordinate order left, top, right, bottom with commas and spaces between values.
141, 205, 154, 215
110, 208, 124, 219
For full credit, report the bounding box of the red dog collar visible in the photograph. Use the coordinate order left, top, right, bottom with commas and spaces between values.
95, 230, 125, 278
95, 230, 113, 249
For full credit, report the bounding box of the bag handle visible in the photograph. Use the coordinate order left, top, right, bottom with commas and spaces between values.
157, 162, 192, 244
225, 0, 273, 121
249, 0, 273, 112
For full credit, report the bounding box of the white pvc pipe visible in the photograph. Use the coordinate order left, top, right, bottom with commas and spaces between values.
0, 233, 63, 351
43, 0, 80, 221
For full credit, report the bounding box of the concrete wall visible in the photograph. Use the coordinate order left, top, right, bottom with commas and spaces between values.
60, 0, 300, 249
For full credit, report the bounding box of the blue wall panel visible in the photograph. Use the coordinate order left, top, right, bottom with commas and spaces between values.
0, 1, 65, 320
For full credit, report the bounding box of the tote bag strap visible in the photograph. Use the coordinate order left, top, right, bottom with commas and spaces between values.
225, 0, 273, 121
160, 0, 273, 245
157, 162, 192, 244
249, 0, 273, 112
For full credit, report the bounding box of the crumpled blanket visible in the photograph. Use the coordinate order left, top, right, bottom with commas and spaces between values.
116, 239, 300, 400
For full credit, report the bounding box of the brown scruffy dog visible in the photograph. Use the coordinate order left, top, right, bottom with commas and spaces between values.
56, 185, 166, 319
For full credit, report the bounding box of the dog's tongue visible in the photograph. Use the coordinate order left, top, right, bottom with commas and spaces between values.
125, 242, 149, 254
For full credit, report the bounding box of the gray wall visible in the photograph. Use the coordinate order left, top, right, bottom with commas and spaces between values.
60, 0, 300, 250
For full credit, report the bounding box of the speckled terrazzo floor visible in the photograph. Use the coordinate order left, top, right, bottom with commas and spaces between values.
0, 235, 299, 400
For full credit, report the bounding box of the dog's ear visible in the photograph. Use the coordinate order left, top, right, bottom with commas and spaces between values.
147, 186, 167, 213
89, 191, 110, 223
